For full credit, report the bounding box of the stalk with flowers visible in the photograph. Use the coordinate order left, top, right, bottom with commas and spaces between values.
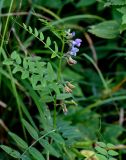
57, 29, 82, 82
54, 29, 82, 120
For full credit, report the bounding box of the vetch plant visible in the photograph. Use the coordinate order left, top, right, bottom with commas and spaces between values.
0, 1, 125, 160
1, 21, 84, 159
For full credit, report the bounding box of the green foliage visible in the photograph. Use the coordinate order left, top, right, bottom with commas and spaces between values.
39, 139, 60, 157
22, 23, 59, 58
1, 0, 126, 160
104, 0, 126, 32
88, 21, 120, 39
94, 142, 118, 160
28, 147, 45, 160
76, 0, 96, 7
0, 145, 21, 159
3, 53, 73, 103
107, 0, 126, 5
22, 119, 39, 140
8, 132, 28, 149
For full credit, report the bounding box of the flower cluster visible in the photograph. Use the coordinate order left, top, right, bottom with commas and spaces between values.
69, 38, 82, 56
65, 29, 82, 65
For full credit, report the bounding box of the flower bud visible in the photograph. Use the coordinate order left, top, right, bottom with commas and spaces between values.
65, 29, 75, 39
64, 85, 72, 93
67, 56, 77, 65
67, 82, 75, 89
62, 104, 68, 115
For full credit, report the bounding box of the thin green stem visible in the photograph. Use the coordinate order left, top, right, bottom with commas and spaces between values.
57, 39, 65, 81
0, 0, 14, 86
33, 5, 60, 20
81, 95, 126, 114
11, 19, 60, 58
20, 129, 55, 158
0, 0, 14, 53
63, 145, 73, 160
53, 96, 57, 129
1, 49, 26, 138
57, 57, 62, 81
46, 151, 50, 160
54, 38, 65, 129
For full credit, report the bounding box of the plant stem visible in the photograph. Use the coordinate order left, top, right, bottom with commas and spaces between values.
54, 39, 65, 128
53, 96, 57, 129
80, 95, 126, 114
46, 151, 50, 160
0, 0, 14, 54
57, 57, 62, 81
21, 129, 55, 158
57, 39, 65, 81
0, 0, 14, 86
34, 5, 60, 20
1, 49, 26, 138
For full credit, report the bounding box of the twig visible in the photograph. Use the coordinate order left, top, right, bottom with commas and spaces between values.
84, 32, 97, 64
0, 119, 9, 132
0, 100, 7, 108
119, 108, 124, 126
0, 12, 50, 20
12, 27, 28, 56
108, 145, 126, 150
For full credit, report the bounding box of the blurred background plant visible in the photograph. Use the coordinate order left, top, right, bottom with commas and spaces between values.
0, 0, 126, 159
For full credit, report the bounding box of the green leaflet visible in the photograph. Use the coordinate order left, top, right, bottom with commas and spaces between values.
108, 150, 118, 156
9, 132, 28, 149
0, 145, 21, 159
46, 62, 56, 82
95, 146, 108, 156
40, 32, 44, 40
34, 28, 39, 37
88, 20, 120, 39
28, 147, 45, 160
96, 154, 107, 160
29, 26, 33, 33
45, 37, 51, 47
22, 119, 39, 140
39, 139, 60, 158
96, 142, 106, 148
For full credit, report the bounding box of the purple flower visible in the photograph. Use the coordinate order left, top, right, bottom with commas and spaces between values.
65, 30, 82, 61
72, 32, 75, 37
72, 38, 82, 47
70, 46, 79, 56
